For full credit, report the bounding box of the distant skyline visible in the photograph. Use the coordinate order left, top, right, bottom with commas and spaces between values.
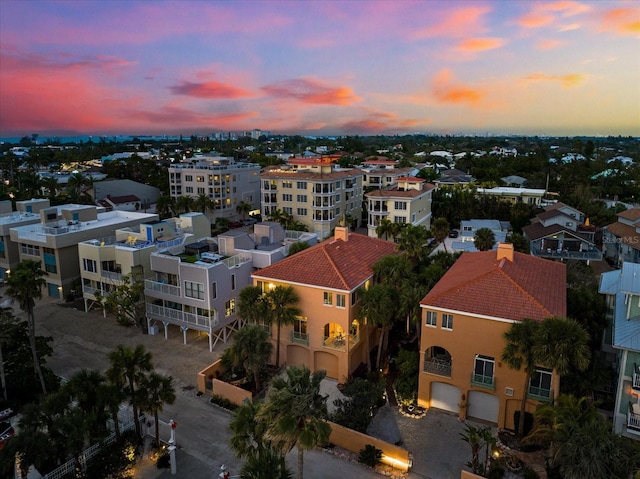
1, 0, 639, 138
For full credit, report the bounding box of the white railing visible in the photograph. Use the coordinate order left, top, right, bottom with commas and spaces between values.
144, 279, 181, 297
628, 412, 640, 433
222, 253, 252, 269
82, 285, 99, 296
146, 302, 217, 329
633, 371, 640, 390
101, 270, 122, 281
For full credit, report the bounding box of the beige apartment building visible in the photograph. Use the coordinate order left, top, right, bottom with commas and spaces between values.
366, 177, 435, 237
78, 212, 210, 313
260, 161, 364, 240
9, 204, 158, 298
0, 198, 51, 280
168, 156, 261, 220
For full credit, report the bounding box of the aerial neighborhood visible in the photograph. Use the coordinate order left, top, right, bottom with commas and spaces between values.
0, 133, 639, 478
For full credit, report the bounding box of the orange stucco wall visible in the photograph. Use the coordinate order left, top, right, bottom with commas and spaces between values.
418, 308, 560, 430
256, 280, 377, 382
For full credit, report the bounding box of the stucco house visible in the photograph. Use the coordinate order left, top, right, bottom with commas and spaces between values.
251, 227, 398, 381
418, 243, 566, 429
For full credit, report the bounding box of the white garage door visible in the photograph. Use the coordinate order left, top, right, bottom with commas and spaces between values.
468, 391, 499, 424
430, 382, 460, 413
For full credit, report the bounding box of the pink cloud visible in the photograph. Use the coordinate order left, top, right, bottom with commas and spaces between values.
262, 78, 360, 105
517, 12, 554, 28
600, 7, 640, 36
536, 39, 563, 50
125, 106, 257, 128
411, 5, 491, 39
523, 72, 587, 88
170, 80, 253, 99
431, 69, 484, 106
517, 1, 591, 29
456, 37, 505, 51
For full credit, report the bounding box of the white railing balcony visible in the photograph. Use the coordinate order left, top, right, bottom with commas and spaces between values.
424, 357, 452, 377
322, 335, 347, 351
146, 302, 217, 329
82, 285, 99, 296
633, 371, 640, 390
101, 270, 122, 281
144, 279, 181, 297
291, 331, 309, 344
628, 411, 640, 434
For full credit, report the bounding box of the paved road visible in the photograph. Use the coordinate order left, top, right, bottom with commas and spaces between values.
28, 296, 476, 479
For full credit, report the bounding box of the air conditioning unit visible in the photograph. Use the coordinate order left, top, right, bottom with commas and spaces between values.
505, 387, 514, 397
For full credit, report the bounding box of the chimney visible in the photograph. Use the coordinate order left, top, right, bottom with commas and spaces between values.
334, 226, 349, 242
496, 243, 514, 262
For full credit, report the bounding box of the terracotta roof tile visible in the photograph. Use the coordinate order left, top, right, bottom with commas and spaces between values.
253, 232, 398, 291
618, 208, 640, 221
607, 222, 640, 250
421, 250, 566, 321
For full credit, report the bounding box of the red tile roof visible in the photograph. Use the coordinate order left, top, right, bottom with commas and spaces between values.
366, 183, 435, 198
253, 231, 398, 291
421, 250, 566, 321
618, 208, 640, 221
607, 222, 640, 250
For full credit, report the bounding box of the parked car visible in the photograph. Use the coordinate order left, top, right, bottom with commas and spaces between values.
448, 230, 459, 238
229, 221, 244, 229
0, 421, 14, 450
243, 218, 257, 226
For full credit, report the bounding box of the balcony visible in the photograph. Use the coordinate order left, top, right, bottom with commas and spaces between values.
633, 366, 640, 390
323, 334, 347, 351
529, 243, 602, 262
144, 279, 180, 297
628, 403, 640, 435
101, 270, 122, 282
527, 386, 553, 402
424, 357, 452, 377
146, 302, 217, 330
470, 372, 495, 390
82, 285, 99, 297
291, 331, 308, 345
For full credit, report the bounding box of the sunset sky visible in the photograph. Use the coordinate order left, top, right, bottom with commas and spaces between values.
1, 0, 639, 138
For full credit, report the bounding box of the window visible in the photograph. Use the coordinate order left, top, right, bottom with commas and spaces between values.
83, 258, 97, 273
225, 298, 236, 317
297, 194, 307, 203
185, 175, 193, 182
231, 274, 236, 290
351, 290, 359, 305
197, 187, 205, 194
212, 282, 217, 299
21, 244, 40, 256
283, 207, 293, 214
442, 313, 453, 330
394, 201, 407, 210
529, 367, 552, 399
323, 292, 333, 305
297, 208, 307, 216
297, 181, 307, 189
426, 311, 437, 327
184, 281, 205, 300
282, 181, 293, 189
336, 294, 346, 308
473, 355, 495, 386
186, 186, 193, 193
283, 194, 293, 202
196, 176, 204, 182
292, 316, 308, 342
43, 248, 57, 274
393, 216, 407, 224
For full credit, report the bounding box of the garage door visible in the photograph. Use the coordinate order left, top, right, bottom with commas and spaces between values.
314, 351, 339, 379
287, 345, 310, 369
430, 382, 460, 413
468, 391, 499, 424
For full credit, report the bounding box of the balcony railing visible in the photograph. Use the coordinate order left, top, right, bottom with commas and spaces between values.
530, 243, 602, 261
144, 279, 180, 297
146, 303, 217, 329
628, 412, 640, 434
527, 387, 553, 402
470, 372, 495, 390
101, 270, 122, 281
424, 357, 452, 377
291, 331, 309, 344
82, 285, 99, 296
633, 371, 640, 390
323, 335, 347, 351
348, 333, 360, 347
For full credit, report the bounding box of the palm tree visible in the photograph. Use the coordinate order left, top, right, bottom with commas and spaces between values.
0, 308, 20, 401
236, 201, 252, 221
396, 224, 430, 265
139, 372, 176, 448
501, 317, 590, 438
237, 286, 268, 325
375, 218, 394, 241
194, 193, 214, 215
5, 260, 48, 394
64, 369, 111, 440
473, 227, 496, 251
41, 176, 60, 200
228, 325, 273, 391
66, 172, 87, 200
106, 344, 153, 436
358, 283, 398, 371
265, 286, 301, 368
175, 195, 195, 214
430, 218, 450, 252
260, 366, 331, 479
155, 194, 175, 219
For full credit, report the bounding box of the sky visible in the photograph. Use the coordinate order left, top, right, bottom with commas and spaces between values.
0, 0, 639, 138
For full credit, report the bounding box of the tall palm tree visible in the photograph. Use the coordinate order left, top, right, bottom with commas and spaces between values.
175, 195, 195, 214
375, 218, 394, 241
430, 218, 450, 253
358, 283, 398, 371
106, 344, 153, 436
237, 285, 268, 325
236, 200, 252, 221
155, 194, 175, 219
64, 369, 111, 440
396, 224, 430, 265
5, 260, 48, 394
194, 193, 214, 215
41, 176, 60, 200
473, 227, 496, 251
265, 286, 301, 368
260, 365, 331, 479
66, 172, 87, 201
139, 372, 176, 448
228, 325, 273, 391
0, 308, 20, 401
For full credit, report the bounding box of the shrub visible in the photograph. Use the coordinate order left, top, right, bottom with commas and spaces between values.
358, 444, 382, 468
330, 377, 385, 432
394, 348, 419, 405
513, 411, 534, 438
523, 466, 540, 479
210, 394, 238, 411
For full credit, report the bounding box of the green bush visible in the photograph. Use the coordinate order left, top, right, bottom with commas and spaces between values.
210, 394, 238, 411
330, 377, 385, 432
358, 444, 382, 468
